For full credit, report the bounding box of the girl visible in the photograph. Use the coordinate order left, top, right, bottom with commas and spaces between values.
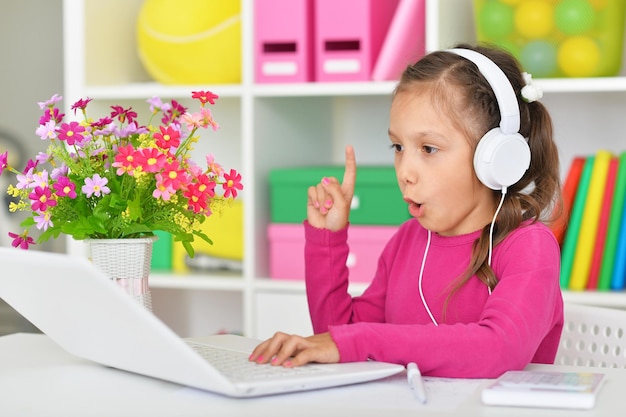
250, 44, 563, 378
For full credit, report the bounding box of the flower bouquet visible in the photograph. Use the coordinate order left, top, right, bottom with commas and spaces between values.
0, 91, 242, 257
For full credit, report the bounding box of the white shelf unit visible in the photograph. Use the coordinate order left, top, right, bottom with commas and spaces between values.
63, 0, 626, 338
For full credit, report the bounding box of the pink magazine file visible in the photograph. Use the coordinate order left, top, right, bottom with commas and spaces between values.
371, 0, 426, 81
315, 0, 399, 82
254, 0, 315, 83
268, 223, 398, 282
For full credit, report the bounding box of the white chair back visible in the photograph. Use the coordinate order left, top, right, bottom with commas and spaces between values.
556, 303, 626, 368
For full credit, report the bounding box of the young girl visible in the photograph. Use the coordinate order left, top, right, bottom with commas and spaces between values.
250, 44, 563, 378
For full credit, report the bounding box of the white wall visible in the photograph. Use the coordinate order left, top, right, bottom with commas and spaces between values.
0, 0, 65, 335
0, 0, 65, 253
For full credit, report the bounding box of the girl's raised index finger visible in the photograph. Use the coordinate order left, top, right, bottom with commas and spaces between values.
342, 145, 357, 193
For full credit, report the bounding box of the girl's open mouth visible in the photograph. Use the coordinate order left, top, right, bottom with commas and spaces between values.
405, 199, 423, 218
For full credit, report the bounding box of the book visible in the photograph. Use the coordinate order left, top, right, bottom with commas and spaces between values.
610, 175, 626, 290
481, 370, 606, 410
371, 0, 426, 81
587, 157, 618, 289
599, 152, 626, 290
552, 156, 586, 245
560, 156, 595, 288
569, 150, 612, 291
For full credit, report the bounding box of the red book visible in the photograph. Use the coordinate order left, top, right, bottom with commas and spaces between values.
552, 157, 586, 245
587, 157, 619, 289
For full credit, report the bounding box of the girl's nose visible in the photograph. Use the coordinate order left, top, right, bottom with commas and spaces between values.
397, 158, 416, 185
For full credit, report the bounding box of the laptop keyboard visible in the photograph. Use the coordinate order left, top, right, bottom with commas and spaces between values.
186, 341, 329, 382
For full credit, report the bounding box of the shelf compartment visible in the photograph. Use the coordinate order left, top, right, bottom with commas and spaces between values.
150, 272, 245, 291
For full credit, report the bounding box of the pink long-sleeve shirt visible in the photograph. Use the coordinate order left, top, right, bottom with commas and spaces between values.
304, 218, 563, 378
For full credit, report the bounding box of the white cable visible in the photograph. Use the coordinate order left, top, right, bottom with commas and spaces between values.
420, 189, 506, 323
418, 230, 438, 326
487, 187, 507, 295
489, 187, 507, 267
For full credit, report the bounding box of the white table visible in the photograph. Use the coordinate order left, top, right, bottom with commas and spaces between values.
1, 333, 624, 417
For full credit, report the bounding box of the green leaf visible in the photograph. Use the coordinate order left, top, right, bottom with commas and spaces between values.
182, 240, 195, 258
20, 217, 36, 228
193, 229, 214, 246
120, 223, 152, 236
126, 195, 142, 222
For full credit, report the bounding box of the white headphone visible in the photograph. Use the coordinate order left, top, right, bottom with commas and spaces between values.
419, 49, 524, 325
447, 48, 531, 191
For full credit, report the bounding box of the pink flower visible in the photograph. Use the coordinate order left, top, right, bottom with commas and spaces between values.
71, 97, 92, 115
53, 176, 77, 198
16, 167, 35, 189
135, 147, 166, 173
154, 125, 181, 150
35, 120, 57, 140
153, 174, 175, 201
30, 171, 49, 189
205, 154, 224, 177
37, 94, 62, 110
0, 151, 7, 175
8, 231, 35, 249
82, 174, 110, 198
34, 211, 54, 231
223, 169, 243, 198
181, 112, 202, 131
58, 121, 85, 145
184, 186, 208, 214
110, 105, 137, 124
147, 96, 171, 114
29, 186, 57, 212
192, 90, 219, 105
160, 160, 188, 190
199, 107, 219, 131
112, 144, 138, 175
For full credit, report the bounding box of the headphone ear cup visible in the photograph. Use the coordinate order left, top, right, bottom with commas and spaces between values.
473, 128, 531, 190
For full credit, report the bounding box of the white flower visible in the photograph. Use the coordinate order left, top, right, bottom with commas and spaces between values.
521, 72, 543, 103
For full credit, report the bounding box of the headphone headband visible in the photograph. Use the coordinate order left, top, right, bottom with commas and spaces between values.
446, 48, 520, 135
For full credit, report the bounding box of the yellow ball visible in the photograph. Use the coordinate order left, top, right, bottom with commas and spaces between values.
515, 0, 555, 39
588, 0, 608, 10
137, 0, 241, 85
558, 36, 600, 77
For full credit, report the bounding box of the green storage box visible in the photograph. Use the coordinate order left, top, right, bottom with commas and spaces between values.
151, 230, 172, 271
269, 166, 411, 225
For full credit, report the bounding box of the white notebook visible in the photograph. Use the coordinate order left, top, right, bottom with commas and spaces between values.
0, 247, 404, 398
481, 370, 606, 410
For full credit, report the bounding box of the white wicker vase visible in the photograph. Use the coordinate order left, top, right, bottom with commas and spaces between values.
86, 236, 157, 311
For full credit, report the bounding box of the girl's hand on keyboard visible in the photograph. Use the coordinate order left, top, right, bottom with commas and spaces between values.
249, 332, 340, 367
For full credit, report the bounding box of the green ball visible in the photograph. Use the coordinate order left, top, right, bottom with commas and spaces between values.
493, 39, 522, 60
478, 1, 515, 39
555, 0, 596, 35
520, 40, 558, 77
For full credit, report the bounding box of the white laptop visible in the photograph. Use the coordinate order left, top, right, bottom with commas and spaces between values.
0, 247, 403, 397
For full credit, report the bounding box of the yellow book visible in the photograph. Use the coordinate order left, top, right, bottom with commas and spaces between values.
569, 150, 613, 290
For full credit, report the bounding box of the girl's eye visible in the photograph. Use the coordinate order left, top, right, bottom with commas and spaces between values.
389, 143, 403, 153
423, 145, 438, 154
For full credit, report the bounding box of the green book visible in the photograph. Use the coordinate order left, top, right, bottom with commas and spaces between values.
598, 152, 626, 291
560, 156, 595, 288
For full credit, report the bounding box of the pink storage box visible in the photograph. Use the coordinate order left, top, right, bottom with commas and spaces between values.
315, 0, 399, 81
268, 223, 398, 282
254, 0, 315, 83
